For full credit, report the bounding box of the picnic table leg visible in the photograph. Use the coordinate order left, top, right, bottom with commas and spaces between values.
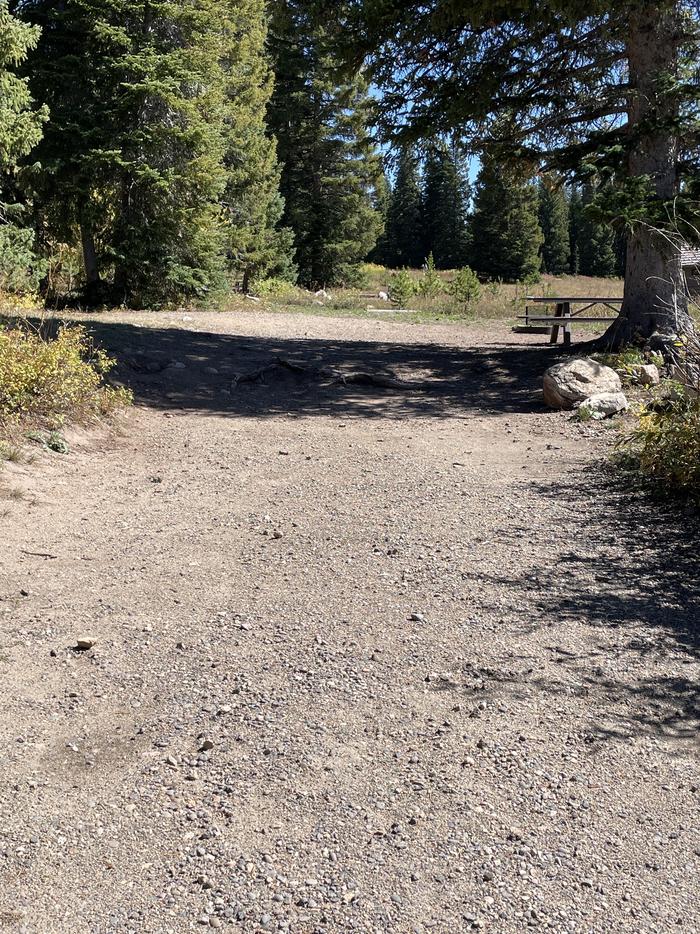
562, 303, 572, 346
549, 302, 564, 344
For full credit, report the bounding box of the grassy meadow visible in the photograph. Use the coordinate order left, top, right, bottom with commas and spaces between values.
241, 264, 625, 326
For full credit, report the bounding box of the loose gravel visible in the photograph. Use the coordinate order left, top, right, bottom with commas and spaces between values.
0, 310, 698, 934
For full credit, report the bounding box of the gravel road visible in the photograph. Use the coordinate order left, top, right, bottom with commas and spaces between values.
1, 310, 698, 934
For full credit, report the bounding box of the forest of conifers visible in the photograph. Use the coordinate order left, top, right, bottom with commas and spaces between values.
0, 0, 625, 310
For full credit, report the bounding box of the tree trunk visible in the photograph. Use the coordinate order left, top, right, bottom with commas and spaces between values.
601, 3, 694, 351
113, 172, 132, 304
80, 221, 104, 306
80, 222, 100, 287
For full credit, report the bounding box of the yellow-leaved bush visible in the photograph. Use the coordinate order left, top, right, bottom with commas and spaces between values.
0, 324, 132, 425
619, 397, 700, 501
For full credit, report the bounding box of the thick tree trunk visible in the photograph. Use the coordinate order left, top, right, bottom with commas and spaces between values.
601, 3, 694, 351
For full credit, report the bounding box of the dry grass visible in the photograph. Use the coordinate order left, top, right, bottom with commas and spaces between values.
0, 442, 24, 463
245, 266, 624, 324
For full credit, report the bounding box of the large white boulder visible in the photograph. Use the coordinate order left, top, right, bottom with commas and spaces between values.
543, 357, 622, 410
578, 392, 629, 419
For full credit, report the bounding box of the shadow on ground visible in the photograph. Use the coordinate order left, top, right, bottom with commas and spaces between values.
6, 314, 561, 420
6, 312, 697, 743
540, 469, 700, 743
455, 468, 700, 744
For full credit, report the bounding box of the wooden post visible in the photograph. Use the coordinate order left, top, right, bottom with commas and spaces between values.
563, 302, 572, 346
550, 302, 564, 344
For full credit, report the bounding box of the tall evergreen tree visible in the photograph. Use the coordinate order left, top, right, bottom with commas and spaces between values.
268, 0, 381, 287
0, 2, 44, 177
0, 2, 46, 292
421, 140, 470, 269
108, 1, 230, 305
368, 166, 390, 264
383, 145, 423, 268
19, 0, 256, 306
221, 0, 295, 291
538, 178, 570, 275
14, 0, 111, 293
568, 186, 583, 274
470, 155, 542, 282
578, 183, 617, 278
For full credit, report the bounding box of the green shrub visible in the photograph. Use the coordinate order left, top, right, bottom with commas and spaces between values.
417, 253, 442, 298
388, 268, 415, 306
249, 276, 299, 299
618, 395, 700, 500
595, 348, 646, 371
0, 324, 132, 426
336, 263, 370, 289
522, 270, 542, 286
595, 348, 666, 384
46, 430, 69, 454
0, 225, 47, 295
450, 266, 481, 307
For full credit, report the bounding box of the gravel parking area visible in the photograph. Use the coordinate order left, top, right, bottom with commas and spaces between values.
1, 310, 698, 933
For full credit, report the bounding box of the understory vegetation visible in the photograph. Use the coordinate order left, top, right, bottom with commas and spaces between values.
248, 265, 622, 323
0, 322, 131, 443
621, 397, 700, 502
612, 335, 700, 502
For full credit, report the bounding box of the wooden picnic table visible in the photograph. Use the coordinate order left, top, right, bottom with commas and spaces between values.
520, 296, 623, 345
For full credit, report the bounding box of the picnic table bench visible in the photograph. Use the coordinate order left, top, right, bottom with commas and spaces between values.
517, 296, 623, 345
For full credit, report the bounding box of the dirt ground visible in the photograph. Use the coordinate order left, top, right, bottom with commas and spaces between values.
0, 310, 698, 934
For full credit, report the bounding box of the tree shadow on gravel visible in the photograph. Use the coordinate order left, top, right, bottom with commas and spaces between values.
7, 314, 561, 419
525, 469, 700, 743
442, 467, 700, 743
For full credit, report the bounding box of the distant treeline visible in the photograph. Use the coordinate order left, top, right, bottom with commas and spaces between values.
375, 146, 625, 282
0, 1, 622, 308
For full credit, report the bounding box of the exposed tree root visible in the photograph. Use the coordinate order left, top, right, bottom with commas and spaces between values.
232, 357, 430, 391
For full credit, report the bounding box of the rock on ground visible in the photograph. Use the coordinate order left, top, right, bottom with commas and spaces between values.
544, 357, 622, 410
630, 363, 661, 386
578, 391, 629, 419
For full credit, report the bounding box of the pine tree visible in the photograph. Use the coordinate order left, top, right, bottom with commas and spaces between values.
268, 0, 382, 287
383, 145, 423, 268
221, 0, 295, 292
14, 0, 108, 291
538, 178, 570, 275
20, 0, 235, 306
0, 2, 44, 175
421, 140, 470, 270
0, 1, 46, 291
568, 187, 583, 274
421, 145, 443, 265
578, 183, 617, 278
110, 1, 231, 305
470, 156, 542, 282
368, 167, 390, 264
